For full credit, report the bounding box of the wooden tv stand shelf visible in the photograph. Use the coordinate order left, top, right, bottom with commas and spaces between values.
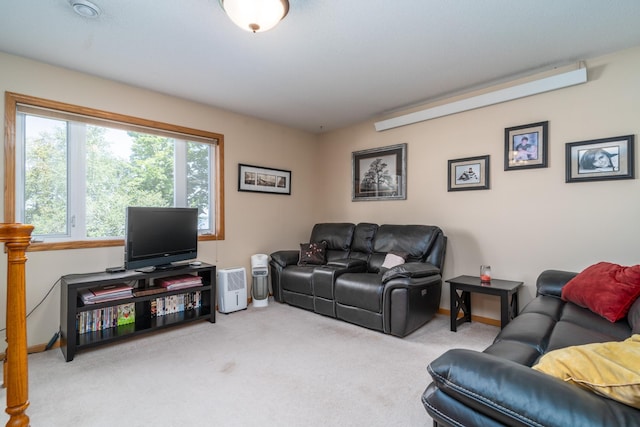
60, 263, 216, 362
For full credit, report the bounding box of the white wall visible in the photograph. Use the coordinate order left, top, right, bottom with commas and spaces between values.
0, 52, 321, 345
316, 46, 640, 319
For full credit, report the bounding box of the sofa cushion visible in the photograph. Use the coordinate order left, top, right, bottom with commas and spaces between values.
561, 262, 640, 322
368, 253, 388, 273
557, 303, 632, 341
309, 223, 354, 251
546, 318, 631, 354
351, 223, 378, 254
490, 312, 556, 359
532, 335, 640, 409
517, 294, 564, 321
373, 225, 435, 260
280, 266, 315, 294
335, 273, 383, 312
298, 241, 327, 266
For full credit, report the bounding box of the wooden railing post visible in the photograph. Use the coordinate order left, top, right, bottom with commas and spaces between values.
1, 223, 33, 427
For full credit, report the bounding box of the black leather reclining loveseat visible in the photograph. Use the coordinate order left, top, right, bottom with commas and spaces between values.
423, 269, 640, 427
269, 222, 447, 337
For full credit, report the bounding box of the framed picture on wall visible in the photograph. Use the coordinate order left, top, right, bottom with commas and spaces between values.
565, 135, 635, 183
352, 143, 407, 201
504, 121, 548, 170
238, 163, 291, 195
448, 155, 490, 191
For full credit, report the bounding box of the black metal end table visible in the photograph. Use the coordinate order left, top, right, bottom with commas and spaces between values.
446, 275, 523, 332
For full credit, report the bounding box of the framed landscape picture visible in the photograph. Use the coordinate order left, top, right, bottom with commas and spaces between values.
352, 143, 407, 201
238, 164, 291, 195
565, 135, 634, 183
504, 121, 548, 170
448, 155, 490, 191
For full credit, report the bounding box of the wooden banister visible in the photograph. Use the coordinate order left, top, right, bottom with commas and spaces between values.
1, 223, 33, 427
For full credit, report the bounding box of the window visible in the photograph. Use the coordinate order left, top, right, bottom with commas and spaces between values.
5, 92, 225, 251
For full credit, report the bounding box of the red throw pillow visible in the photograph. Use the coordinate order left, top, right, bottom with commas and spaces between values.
561, 262, 640, 322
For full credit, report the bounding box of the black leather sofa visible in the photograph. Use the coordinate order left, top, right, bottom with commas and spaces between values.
422, 269, 639, 427
269, 222, 447, 337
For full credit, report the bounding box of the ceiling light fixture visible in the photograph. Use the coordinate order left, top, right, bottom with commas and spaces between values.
70, 0, 101, 18
220, 0, 289, 33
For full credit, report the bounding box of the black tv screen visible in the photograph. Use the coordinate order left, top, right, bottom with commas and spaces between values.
124, 207, 198, 270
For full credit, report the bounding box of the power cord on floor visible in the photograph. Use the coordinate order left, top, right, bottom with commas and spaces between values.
0, 278, 62, 350
45, 330, 60, 350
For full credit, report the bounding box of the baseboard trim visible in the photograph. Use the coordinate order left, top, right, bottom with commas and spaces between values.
437, 308, 501, 328
0, 340, 60, 361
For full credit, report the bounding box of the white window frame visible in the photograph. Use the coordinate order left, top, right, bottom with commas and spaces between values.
4, 92, 225, 251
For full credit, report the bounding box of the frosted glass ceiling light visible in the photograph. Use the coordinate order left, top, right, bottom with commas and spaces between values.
220, 0, 289, 33
70, 0, 101, 18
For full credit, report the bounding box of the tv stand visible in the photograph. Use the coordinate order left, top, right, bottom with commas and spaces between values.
60, 263, 216, 362
155, 262, 189, 271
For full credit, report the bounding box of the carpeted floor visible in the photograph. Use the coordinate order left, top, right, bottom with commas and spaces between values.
1, 300, 498, 426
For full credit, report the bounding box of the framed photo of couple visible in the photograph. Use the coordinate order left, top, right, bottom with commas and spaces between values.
504, 121, 548, 170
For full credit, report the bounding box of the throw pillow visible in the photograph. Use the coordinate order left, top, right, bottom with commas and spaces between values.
561, 262, 640, 322
532, 335, 640, 409
298, 241, 327, 266
381, 251, 408, 270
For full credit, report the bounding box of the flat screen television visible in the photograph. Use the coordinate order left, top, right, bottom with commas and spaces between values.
124, 206, 199, 271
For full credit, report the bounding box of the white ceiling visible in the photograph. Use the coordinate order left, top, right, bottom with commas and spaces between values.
1, 1, 640, 134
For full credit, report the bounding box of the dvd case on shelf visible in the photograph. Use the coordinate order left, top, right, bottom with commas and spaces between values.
153, 291, 201, 317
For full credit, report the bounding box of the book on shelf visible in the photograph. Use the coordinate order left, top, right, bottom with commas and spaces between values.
150, 299, 157, 317
117, 302, 135, 326
154, 274, 203, 290
79, 283, 133, 304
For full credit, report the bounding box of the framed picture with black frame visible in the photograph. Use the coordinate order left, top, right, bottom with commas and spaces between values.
504, 121, 548, 170
565, 135, 635, 183
448, 155, 490, 191
238, 163, 291, 195
352, 143, 407, 201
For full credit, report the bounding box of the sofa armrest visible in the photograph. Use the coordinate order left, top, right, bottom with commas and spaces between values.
427, 348, 638, 427
536, 269, 578, 298
270, 250, 299, 268
327, 258, 367, 270
381, 262, 440, 284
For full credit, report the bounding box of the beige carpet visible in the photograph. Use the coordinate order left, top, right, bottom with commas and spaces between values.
1, 301, 498, 426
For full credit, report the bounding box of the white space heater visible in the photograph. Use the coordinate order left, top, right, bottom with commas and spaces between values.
217, 267, 248, 314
